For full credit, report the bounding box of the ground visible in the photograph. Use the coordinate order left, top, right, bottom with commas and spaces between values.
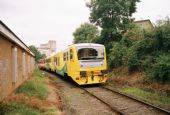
107, 67, 170, 110
4, 74, 65, 115
2, 68, 170, 115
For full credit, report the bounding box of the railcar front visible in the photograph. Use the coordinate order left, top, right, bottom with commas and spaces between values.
67, 43, 108, 85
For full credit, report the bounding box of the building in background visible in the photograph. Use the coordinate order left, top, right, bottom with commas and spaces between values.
134, 19, 154, 30
38, 40, 56, 57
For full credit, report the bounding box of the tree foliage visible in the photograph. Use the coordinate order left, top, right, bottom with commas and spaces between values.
73, 23, 99, 43
89, 0, 139, 28
29, 45, 46, 62
88, 0, 140, 47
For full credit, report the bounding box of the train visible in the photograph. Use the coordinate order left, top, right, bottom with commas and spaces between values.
38, 43, 108, 85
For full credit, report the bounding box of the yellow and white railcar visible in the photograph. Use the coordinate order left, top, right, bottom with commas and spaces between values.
45, 43, 108, 85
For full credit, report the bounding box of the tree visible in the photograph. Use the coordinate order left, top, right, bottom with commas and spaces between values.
73, 23, 99, 43
29, 45, 46, 62
87, 0, 140, 50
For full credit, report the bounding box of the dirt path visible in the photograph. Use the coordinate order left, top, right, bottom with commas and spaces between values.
45, 77, 65, 114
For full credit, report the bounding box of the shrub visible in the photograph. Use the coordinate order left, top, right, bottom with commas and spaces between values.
150, 54, 170, 83
125, 48, 140, 71
154, 22, 170, 52
108, 42, 126, 69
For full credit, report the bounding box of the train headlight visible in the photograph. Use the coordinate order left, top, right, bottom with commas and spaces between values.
80, 71, 86, 77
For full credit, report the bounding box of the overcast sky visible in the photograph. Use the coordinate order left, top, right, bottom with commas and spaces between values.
0, 0, 170, 51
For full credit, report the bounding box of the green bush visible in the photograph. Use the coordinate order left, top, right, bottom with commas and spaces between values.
150, 54, 170, 83
108, 42, 127, 69
125, 48, 140, 71
154, 20, 170, 52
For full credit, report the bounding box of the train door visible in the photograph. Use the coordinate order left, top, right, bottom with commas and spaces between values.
51, 57, 54, 71
67, 48, 74, 76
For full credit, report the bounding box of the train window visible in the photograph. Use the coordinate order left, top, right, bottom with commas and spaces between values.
46, 59, 51, 63
12, 46, 18, 82
67, 52, 69, 60
54, 57, 57, 65
70, 49, 73, 60
63, 53, 67, 61
78, 48, 98, 60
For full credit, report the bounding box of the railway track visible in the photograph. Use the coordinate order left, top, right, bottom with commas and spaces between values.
45, 71, 170, 115
83, 86, 170, 115
102, 86, 170, 115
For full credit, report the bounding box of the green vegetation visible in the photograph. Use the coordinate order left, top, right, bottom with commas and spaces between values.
6, 102, 41, 115
87, 0, 140, 52
0, 69, 60, 115
73, 23, 99, 43
108, 19, 170, 83
0, 101, 11, 115
29, 45, 46, 62
120, 87, 170, 107
75, 1, 170, 83
17, 69, 48, 99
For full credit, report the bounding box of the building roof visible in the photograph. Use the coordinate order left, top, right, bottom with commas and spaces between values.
134, 19, 154, 28
0, 20, 34, 56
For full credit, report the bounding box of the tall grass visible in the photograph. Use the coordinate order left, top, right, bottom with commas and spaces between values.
17, 69, 48, 99
7, 102, 41, 115
121, 87, 170, 107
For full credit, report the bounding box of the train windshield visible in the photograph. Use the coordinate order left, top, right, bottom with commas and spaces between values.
77, 47, 104, 60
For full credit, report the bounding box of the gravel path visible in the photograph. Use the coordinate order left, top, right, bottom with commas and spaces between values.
46, 72, 118, 115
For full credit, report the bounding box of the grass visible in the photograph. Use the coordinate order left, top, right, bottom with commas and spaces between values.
6, 102, 41, 115
0, 101, 11, 115
119, 86, 170, 107
17, 69, 48, 99
1, 69, 61, 115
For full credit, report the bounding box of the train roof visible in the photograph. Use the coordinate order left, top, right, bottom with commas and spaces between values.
0, 20, 34, 56
69, 43, 104, 47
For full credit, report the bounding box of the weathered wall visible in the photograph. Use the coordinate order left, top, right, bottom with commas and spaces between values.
0, 34, 35, 100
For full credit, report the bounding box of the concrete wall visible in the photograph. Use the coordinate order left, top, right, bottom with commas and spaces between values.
0, 34, 35, 100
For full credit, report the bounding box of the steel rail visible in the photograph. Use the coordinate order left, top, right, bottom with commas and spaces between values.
101, 86, 170, 114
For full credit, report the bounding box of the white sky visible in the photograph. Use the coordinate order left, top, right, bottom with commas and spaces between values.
0, 0, 170, 51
